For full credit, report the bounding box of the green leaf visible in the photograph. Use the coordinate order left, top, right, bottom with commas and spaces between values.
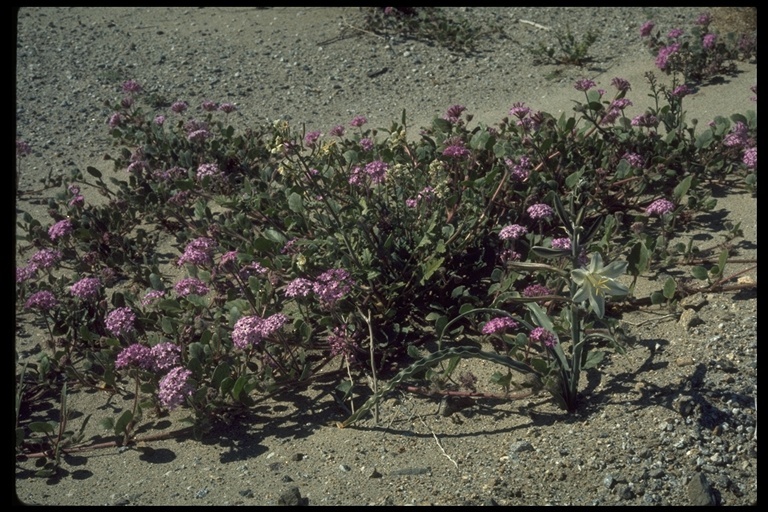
531, 246, 571, 259
86, 166, 102, 179
211, 362, 231, 389
650, 290, 666, 305
673, 175, 693, 201
469, 130, 490, 150
717, 249, 728, 277
232, 375, 247, 400
288, 192, 304, 213
662, 277, 676, 300
219, 377, 235, 396
581, 350, 605, 370
695, 129, 713, 149
420, 256, 444, 285
565, 171, 583, 189
407, 344, 422, 359
114, 410, 133, 436
29, 421, 55, 434
691, 265, 709, 281
627, 241, 650, 276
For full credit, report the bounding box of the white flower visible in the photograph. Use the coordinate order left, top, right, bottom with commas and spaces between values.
570, 253, 629, 318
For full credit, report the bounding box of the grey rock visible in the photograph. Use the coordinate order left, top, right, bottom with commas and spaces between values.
278, 486, 306, 506
686, 473, 715, 506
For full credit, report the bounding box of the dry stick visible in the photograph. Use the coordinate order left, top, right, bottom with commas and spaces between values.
518, 19, 551, 31
411, 399, 459, 470
361, 308, 380, 425
19, 427, 194, 459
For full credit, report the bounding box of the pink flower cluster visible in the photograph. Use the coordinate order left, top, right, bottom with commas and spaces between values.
655, 43, 680, 71
48, 219, 73, 242
70, 277, 101, 301
530, 327, 557, 348
105, 307, 136, 337
646, 198, 675, 216
174, 277, 210, 297
158, 367, 194, 410
232, 313, 289, 349
523, 284, 554, 297
24, 290, 58, 310
481, 316, 519, 335
499, 224, 528, 241
178, 237, 217, 267
527, 203, 553, 221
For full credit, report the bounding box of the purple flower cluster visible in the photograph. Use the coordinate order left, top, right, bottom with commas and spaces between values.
631, 113, 658, 128
48, 219, 73, 241
670, 84, 692, 98
622, 152, 645, 168
505, 156, 532, 182
667, 28, 683, 39
350, 115, 368, 128
16, 265, 38, 283
178, 237, 217, 267
405, 186, 435, 208
443, 104, 467, 124
350, 160, 388, 185
481, 316, 519, 335
530, 327, 557, 348
610, 77, 631, 92
313, 268, 355, 305
508, 102, 531, 120
702, 33, 717, 50
285, 271, 354, 305
328, 325, 358, 359
16, 139, 32, 157
29, 248, 62, 271
285, 277, 314, 298
105, 307, 136, 337
158, 367, 194, 410
219, 103, 236, 114
196, 163, 221, 180
639, 20, 655, 37
70, 277, 101, 301
358, 138, 374, 152
646, 198, 675, 216
121, 80, 142, 93
574, 79, 596, 92
201, 100, 218, 111
442, 143, 470, 158
551, 237, 571, 250
742, 147, 757, 169
723, 122, 750, 148
115, 344, 153, 370
188, 129, 211, 143
304, 130, 322, 147
150, 342, 182, 372
232, 313, 288, 349
329, 124, 345, 137
527, 203, 553, 221
655, 43, 680, 71
108, 113, 122, 128
141, 290, 166, 306
499, 224, 528, 241
174, 277, 210, 297
523, 284, 554, 297
170, 101, 189, 113
24, 290, 58, 310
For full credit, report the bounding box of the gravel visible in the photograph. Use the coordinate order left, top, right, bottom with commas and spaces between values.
15, 7, 756, 506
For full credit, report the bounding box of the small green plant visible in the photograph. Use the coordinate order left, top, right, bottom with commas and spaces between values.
15, 70, 755, 453
530, 24, 599, 66
639, 11, 756, 83
360, 7, 505, 54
